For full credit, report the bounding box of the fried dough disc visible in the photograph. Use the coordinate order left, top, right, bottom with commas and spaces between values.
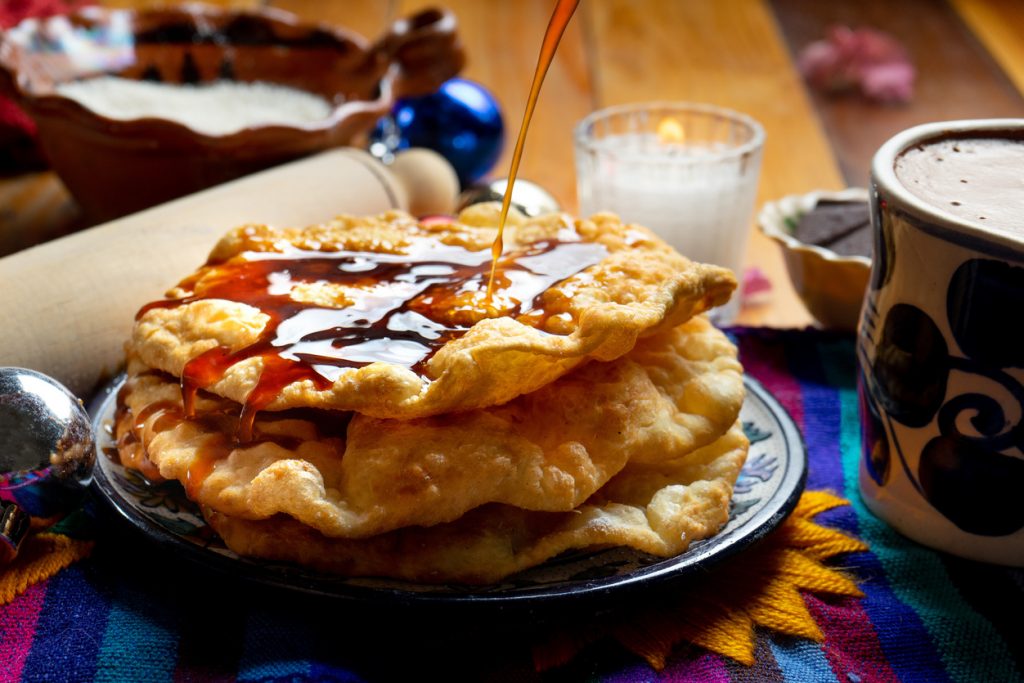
625, 318, 746, 464
205, 421, 748, 584
116, 317, 743, 539
130, 208, 735, 418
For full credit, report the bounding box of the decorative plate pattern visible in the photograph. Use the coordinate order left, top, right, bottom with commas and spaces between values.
89, 375, 806, 609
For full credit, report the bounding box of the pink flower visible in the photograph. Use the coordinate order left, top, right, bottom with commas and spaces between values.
798, 25, 915, 103
741, 266, 772, 302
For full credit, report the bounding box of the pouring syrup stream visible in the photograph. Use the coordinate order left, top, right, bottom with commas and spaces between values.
486, 0, 581, 300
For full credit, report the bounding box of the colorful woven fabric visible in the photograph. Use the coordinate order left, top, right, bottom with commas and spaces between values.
532, 490, 869, 670
1, 328, 1022, 682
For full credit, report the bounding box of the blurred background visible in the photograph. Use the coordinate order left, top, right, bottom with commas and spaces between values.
3, 0, 1023, 326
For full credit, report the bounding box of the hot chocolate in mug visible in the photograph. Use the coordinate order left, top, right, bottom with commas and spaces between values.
858, 119, 1024, 565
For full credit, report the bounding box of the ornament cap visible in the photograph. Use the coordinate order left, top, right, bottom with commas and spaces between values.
0, 500, 30, 564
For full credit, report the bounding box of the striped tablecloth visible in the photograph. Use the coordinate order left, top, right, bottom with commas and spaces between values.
1, 327, 1021, 682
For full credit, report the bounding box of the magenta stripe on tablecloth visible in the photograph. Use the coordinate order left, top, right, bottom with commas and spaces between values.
738, 335, 805, 430
804, 594, 901, 683
0, 582, 47, 683
660, 651, 731, 681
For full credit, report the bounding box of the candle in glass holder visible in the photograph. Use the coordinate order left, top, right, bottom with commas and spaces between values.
574, 103, 764, 325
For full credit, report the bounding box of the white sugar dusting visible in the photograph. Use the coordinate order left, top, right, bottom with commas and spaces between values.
56, 77, 334, 136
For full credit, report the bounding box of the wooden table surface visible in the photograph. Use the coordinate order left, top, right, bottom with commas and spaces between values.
3, 0, 1024, 327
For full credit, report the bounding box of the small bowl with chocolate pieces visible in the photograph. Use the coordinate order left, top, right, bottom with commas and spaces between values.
758, 188, 871, 331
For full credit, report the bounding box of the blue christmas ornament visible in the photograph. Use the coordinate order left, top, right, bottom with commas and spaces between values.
373, 78, 504, 187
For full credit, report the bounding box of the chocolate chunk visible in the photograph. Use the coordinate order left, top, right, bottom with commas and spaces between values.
794, 199, 871, 257
827, 225, 873, 257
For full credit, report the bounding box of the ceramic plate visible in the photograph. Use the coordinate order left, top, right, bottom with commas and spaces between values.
89, 375, 806, 610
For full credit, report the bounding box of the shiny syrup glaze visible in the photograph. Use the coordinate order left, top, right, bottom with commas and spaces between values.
138, 232, 607, 442
113, 382, 224, 495
120, 235, 602, 491
113, 374, 355, 496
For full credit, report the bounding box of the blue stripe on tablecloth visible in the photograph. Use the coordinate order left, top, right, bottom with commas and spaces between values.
819, 339, 1017, 683
17, 566, 108, 683
782, 343, 846, 494
769, 637, 840, 682
93, 578, 179, 683
789, 342, 910, 679
306, 662, 371, 682
236, 605, 314, 681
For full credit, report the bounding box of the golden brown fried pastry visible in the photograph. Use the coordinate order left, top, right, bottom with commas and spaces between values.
625, 320, 746, 463
130, 208, 735, 419
204, 421, 748, 584
116, 317, 743, 539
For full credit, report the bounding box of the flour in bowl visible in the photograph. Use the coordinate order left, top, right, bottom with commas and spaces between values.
56, 77, 334, 136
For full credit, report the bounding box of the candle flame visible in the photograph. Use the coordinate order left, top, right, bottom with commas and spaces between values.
656, 117, 686, 144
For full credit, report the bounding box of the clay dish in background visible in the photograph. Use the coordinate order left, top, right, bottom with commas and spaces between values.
0, 5, 464, 221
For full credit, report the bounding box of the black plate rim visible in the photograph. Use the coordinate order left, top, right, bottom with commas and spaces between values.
89, 374, 807, 610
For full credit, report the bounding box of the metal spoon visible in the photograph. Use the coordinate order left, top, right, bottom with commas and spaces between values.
0, 367, 95, 563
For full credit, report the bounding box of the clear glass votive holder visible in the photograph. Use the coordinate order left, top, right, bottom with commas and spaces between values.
574, 102, 765, 325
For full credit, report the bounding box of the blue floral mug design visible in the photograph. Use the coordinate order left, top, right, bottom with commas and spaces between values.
858, 119, 1024, 565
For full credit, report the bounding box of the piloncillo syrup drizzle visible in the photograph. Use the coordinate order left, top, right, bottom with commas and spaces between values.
486, 0, 581, 301
138, 235, 605, 442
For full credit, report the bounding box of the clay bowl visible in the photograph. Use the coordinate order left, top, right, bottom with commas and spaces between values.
758, 188, 872, 332
0, 5, 463, 221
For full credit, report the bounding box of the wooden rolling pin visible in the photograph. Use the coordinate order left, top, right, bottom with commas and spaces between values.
0, 149, 408, 397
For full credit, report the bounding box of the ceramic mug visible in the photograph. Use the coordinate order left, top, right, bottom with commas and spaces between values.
858, 119, 1024, 565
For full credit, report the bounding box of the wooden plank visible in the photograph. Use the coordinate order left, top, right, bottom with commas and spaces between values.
587, 0, 843, 204
951, 0, 1024, 96
588, 0, 837, 327
772, 0, 1024, 186
399, 0, 593, 210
